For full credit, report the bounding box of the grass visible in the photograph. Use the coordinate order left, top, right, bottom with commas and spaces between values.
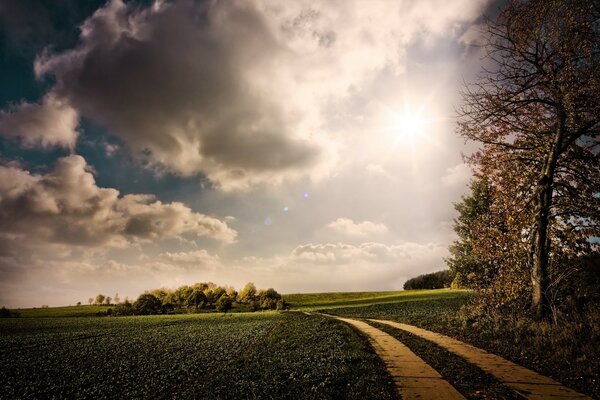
285, 288, 470, 311
5, 288, 597, 399
0, 311, 396, 399
11, 305, 108, 318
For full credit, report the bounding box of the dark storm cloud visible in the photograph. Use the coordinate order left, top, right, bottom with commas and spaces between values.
33, 0, 321, 189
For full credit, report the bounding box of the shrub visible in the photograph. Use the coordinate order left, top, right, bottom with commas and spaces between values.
113, 300, 135, 316
133, 293, 162, 315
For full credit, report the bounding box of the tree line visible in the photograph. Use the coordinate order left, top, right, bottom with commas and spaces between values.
104, 282, 287, 316
403, 270, 455, 290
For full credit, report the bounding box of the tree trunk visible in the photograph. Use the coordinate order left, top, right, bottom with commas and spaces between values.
531, 118, 564, 320
531, 179, 552, 319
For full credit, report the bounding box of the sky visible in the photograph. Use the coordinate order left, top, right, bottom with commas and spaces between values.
0, 0, 498, 307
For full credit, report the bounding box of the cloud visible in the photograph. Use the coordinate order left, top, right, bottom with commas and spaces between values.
159, 250, 220, 266
0, 92, 78, 149
327, 218, 388, 236
441, 163, 471, 186
24, 0, 486, 190
290, 241, 443, 265
0, 155, 237, 247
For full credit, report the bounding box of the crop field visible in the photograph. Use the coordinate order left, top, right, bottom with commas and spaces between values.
285, 288, 470, 314
12, 305, 107, 318
0, 312, 395, 399
315, 290, 471, 328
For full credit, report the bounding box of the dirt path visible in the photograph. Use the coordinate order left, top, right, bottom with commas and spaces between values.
332, 316, 465, 400
370, 319, 591, 400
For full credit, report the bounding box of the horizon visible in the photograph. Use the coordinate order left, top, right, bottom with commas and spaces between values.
0, 0, 497, 308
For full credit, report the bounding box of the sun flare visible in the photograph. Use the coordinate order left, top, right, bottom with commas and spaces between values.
392, 108, 428, 141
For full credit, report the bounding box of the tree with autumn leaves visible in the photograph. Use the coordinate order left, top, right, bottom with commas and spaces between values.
451, 0, 600, 320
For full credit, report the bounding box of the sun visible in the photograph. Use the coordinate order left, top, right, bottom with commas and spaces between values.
391, 108, 428, 142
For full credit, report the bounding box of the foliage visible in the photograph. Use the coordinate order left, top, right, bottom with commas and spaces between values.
133, 293, 162, 315
0, 313, 396, 399
215, 295, 233, 312
446, 178, 496, 289
94, 294, 105, 305
403, 270, 455, 290
113, 300, 135, 316
112, 282, 285, 316
457, 0, 600, 318
237, 282, 257, 304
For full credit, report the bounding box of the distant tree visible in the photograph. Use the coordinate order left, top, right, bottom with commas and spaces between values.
225, 287, 238, 300
76, 301, 82, 306
95, 294, 106, 305
88, 298, 93, 306
215, 295, 233, 313
105, 296, 112, 306
133, 293, 162, 315
187, 289, 207, 310
174, 285, 193, 307
275, 299, 288, 311
403, 270, 455, 290
237, 283, 257, 304
113, 293, 120, 304
259, 288, 282, 310
150, 288, 170, 304
113, 299, 135, 316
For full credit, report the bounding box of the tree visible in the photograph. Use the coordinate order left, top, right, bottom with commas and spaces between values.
258, 288, 282, 310
403, 270, 455, 290
237, 282, 257, 304
133, 293, 162, 315
88, 298, 93, 306
95, 294, 106, 305
113, 293, 120, 304
104, 296, 112, 305
215, 295, 233, 313
446, 178, 496, 289
187, 289, 207, 310
458, 0, 600, 319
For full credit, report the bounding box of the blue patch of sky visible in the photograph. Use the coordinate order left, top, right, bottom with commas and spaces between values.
0, 0, 207, 205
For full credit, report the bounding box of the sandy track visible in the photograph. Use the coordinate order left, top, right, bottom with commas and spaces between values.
370, 319, 591, 400
333, 316, 465, 400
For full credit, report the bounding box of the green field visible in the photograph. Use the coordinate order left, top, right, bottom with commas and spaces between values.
1, 311, 396, 399
11, 305, 107, 318
5, 289, 596, 399
284, 288, 470, 312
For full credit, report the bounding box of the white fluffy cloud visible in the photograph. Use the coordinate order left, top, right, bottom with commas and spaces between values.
25, 0, 485, 189
0, 155, 237, 247
441, 163, 472, 186
0, 92, 78, 149
159, 250, 220, 266
327, 218, 388, 236
290, 241, 444, 265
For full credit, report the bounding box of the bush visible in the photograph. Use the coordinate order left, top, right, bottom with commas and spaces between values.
113, 301, 135, 316
133, 293, 162, 315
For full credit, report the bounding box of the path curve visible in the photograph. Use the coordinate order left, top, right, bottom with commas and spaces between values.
370, 319, 591, 400
333, 316, 465, 400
